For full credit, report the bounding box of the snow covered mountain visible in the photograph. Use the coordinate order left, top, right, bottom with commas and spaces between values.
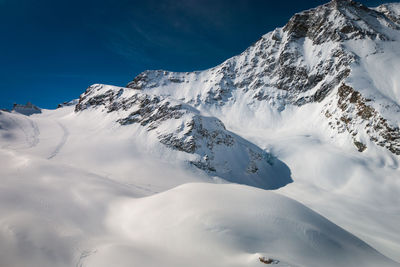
121, 0, 400, 156
1, 0, 400, 266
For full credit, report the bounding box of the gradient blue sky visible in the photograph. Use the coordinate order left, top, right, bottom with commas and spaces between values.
0, 0, 389, 109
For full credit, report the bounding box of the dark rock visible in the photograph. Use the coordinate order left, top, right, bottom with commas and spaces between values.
354, 140, 367, 152
12, 102, 41, 115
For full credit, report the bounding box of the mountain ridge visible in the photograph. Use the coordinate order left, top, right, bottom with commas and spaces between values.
100, 0, 399, 156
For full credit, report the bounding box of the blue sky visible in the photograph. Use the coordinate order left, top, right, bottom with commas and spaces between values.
0, 0, 389, 109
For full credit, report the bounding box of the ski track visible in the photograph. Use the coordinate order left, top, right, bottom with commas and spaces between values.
75, 249, 97, 267
48, 122, 69, 159
5, 116, 40, 149
27, 118, 40, 147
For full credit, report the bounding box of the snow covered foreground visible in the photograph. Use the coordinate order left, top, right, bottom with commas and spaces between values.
0, 106, 398, 267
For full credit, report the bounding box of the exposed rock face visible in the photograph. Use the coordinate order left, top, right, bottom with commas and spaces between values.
13, 102, 41, 116
324, 84, 400, 155
125, 33, 355, 107
75, 84, 292, 189
376, 3, 400, 25
284, 0, 398, 44
57, 99, 79, 108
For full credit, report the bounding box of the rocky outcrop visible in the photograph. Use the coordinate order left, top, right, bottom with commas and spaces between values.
12, 102, 41, 116
57, 99, 78, 108
75, 84, 292, 189
324, 84, 400, 155
283, 0, 398, 44
376, 3, 400, 25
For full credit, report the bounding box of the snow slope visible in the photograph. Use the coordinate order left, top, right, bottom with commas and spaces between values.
100, 183, 397, 267
1, 0, 400, 266
0, 128, 397, 267
1, 107, 399, 267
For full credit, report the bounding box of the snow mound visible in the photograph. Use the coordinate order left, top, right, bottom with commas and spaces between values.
92, 183, 398, 267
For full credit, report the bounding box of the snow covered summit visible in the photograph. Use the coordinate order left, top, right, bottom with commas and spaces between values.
120, 0, 400, 155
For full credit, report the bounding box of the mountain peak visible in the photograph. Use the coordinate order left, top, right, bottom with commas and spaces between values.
328, 0, 372, 13
330, 0, 355, 6
283, 0, 396, 44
